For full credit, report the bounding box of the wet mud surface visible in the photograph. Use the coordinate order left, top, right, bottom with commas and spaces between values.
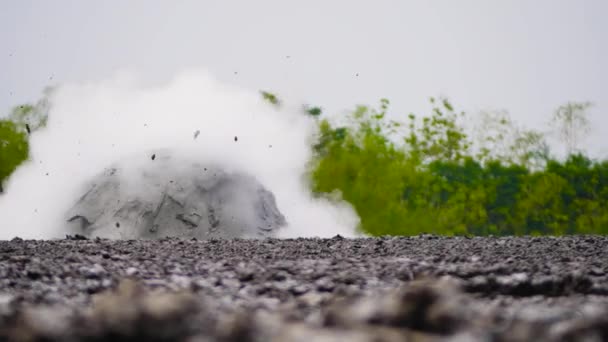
1, 235, 607, 341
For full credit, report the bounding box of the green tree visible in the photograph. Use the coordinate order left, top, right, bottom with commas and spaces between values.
0, 96, 48, 193
310, 96, 608, 236
473, 110, 549, 169
509, 130, 549, 170
8, 88, 51, 134
404, 98, 470, 165
260, 91, 280, 106
304, 105, 323, 117
551, 102, 592, 156
514, 171, 569, 235
0, 119, 29, 193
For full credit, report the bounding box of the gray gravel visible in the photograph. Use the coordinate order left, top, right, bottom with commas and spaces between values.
1, 235, 608, 341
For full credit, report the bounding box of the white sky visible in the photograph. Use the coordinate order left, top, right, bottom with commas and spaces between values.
1, 0, 607, 156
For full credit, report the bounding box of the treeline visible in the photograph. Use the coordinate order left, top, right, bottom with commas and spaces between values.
309, 98, 608, 236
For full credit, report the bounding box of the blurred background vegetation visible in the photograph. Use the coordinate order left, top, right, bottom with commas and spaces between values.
2, 92, 606, 236
0, 94, 49, 193
308, 97, 607, 236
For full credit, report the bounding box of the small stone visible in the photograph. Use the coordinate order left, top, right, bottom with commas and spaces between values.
83, 264, 106, 279
126, 267, 139, 276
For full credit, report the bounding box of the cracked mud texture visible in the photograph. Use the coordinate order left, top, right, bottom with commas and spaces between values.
1, 235, 607, 341
65, 153, 286, 240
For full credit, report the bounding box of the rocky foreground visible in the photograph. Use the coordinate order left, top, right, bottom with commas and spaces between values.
1, 235, 607, 341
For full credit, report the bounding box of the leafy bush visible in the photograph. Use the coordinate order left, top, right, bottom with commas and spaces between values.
0, 119, 29, 193
0, 98, 48, 193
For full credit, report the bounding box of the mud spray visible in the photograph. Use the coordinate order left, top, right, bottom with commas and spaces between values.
0, 69, 359, 239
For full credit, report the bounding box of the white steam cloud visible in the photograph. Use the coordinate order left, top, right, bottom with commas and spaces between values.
0, 69, 359, 240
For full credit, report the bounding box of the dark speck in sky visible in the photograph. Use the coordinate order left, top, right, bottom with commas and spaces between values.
115, 222, 120, 228
234, 136, 238, 142
151, 154, 156, 160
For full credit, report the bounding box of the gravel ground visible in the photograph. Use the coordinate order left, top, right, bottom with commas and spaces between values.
1, 235, 607, 341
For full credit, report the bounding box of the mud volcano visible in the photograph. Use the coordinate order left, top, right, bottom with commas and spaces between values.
65, 153, 286, 239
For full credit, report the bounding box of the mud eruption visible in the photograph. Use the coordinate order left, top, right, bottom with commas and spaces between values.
65, 152, 286, 239
0, 70, 359, 239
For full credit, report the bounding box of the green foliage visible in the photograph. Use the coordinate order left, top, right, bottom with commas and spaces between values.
0, 98, 48, 193
310, 98, 608, 236
304, 105, 323, 117
551, 101, 592, 155
473, 110, 549, 169
404, 98, 470, 164
9, 104, 48, 133
0, 119, 29, 193
260, 91, 280, 106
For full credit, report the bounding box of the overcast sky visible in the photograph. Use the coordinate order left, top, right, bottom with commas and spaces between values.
1, 0, 606, 155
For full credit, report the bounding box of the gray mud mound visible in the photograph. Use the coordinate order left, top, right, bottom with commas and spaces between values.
65, 153, 286, 239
